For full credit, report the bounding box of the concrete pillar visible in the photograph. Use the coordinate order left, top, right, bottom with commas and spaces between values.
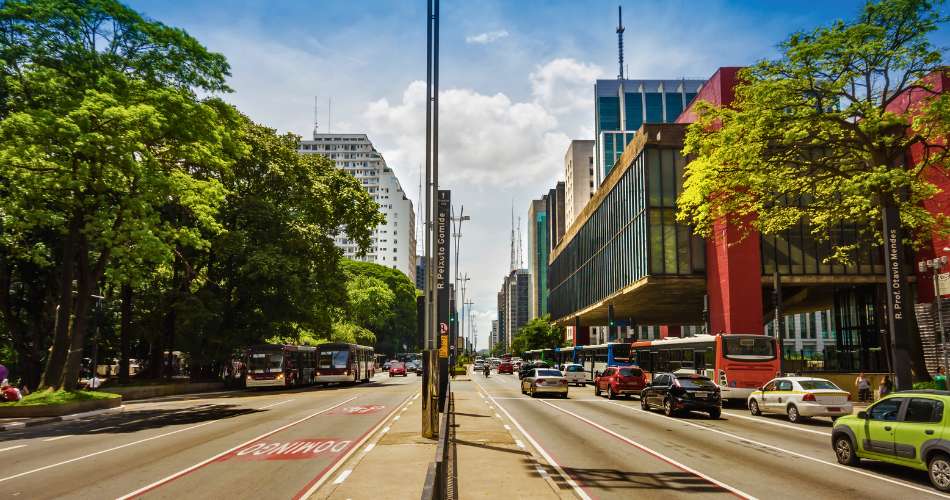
706, 216, 764, 334
659, 325, 681, 339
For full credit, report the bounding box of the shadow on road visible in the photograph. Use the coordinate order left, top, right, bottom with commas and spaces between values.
534, 459, 728, 495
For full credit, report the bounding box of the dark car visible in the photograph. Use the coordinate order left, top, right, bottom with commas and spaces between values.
498, 361, 514, 374
594, 366, 646, 399
519, 361, 550, 380
640, 372, 721, 419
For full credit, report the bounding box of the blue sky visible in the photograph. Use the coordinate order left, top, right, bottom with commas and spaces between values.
125, 0, 948, 350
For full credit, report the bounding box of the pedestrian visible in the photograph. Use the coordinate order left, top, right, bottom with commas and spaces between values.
855, 372, 871, 403
1, 380, 21, 402
935, 367, 947, 391
878, 375, 893, 399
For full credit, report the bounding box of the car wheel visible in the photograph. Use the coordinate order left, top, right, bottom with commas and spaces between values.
607, 386, 616, 400
787, 405, 801, 423
930, 453, 950, 492
530, 387, 537, 398
594, 384, 601, 397
663, 397, 675, 417
833, 434, 859, 466
641, 396, 650, 411
560, 393, 568, 399
708, 408, 721, 419
749, 399, 761, 416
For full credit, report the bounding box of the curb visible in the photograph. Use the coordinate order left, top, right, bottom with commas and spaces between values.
0, 405, 124, 431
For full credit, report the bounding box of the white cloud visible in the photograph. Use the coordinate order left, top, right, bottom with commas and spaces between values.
465, 30, 509, 45
530, 58, 605, 116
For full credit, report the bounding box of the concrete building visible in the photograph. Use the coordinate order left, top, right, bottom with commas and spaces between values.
594, 78, 705, 187
490, 320, 499, 350
564, 140, 595, 227
415, 256, 426, 290
527, 198, 548, 319
299, 133, 416, 283
496, 269, 530, 351
546, 182, 566, 251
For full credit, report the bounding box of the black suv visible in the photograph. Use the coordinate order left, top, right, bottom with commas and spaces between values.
640, 372, 721, 419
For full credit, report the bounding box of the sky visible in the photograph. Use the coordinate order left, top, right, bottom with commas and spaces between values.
126, 0, 948, 351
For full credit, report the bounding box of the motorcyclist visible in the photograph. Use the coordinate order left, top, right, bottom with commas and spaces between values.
483, 363, 490, 377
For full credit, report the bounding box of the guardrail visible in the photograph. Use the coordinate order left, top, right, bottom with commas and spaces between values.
421, 382, 456, 500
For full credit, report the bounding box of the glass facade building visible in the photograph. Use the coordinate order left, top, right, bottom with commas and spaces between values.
594, 79, 704, 186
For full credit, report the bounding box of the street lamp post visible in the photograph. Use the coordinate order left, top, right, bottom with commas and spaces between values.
920, 254, 949, 375
464, 300, 474, 354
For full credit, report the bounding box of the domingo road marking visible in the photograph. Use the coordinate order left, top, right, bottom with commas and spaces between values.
605, 400, 950, 499
293, 392, 416, 499
538, 399, 757, 500
472, 378, 591, 500
116, 396, 358, 499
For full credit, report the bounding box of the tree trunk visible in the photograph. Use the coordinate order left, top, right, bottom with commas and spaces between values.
163, 305, 175, 380
40, 215, 80, 390
59, 239, 95, 391
119, 283, 132, 384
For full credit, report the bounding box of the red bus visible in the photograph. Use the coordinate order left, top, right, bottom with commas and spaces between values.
630, 334, 780, 403
314, 342, 375, 384
246, 344, 318, 388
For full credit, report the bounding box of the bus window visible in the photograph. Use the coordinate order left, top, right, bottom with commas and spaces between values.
722, 336, 776, 361
250, 353, 282, 371
612, 344, 631, 364
319, 350, 350, 369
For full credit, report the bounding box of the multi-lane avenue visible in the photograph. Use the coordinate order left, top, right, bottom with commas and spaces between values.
473, 371, 948, 500
0, 375, 419, 499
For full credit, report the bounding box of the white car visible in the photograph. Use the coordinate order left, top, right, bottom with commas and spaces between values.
561, 363, 587, 386
747, 376, 852, 423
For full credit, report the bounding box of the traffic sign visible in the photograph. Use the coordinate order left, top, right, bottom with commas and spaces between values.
440, 322, 448, 334
439, 334, 449, 357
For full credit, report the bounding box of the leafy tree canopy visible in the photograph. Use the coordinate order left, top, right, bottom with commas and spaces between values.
510, 315, 565, 354
678, 0, 949, 259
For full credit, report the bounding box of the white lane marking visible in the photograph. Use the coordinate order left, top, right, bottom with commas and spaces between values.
539, 399, 757, 500
0, 445, 26, 452
720, 410, 831, 437
535, 465, 549, 477
295, 392, 416, 499
115, 396, 358, 499
504, 425, 511, 431
495, 413, 501, 418
42, 436, 72, 442
363, 443, 376, 453
413, 393, 420, 400
515, 440, 525, 449
257, 399, 294, 410
605, 401, 950, 499
472, 383, 591, 500
333, 469, 352, 484
89, 426, 116, 432
381, 426, 391, 434
0, 420, 216, 484
393, 415, 401, 421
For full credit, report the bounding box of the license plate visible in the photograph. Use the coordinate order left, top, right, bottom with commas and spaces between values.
695, 391, 709, 398
827, 407, 840, 412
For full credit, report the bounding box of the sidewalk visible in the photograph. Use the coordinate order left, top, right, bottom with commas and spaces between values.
318, 378, 565, 499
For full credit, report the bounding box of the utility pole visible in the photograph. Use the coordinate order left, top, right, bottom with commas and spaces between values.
422, 0, 440, 439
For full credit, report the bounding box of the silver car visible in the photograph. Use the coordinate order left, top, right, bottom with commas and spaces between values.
521, 368, 569, 398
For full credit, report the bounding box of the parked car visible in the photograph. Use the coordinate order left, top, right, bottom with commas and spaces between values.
748, 376, 852, 423
640, 372, 721, 419
521, 368, 569, 398
832, 390, 950, 492
561, 364, 587, 386
382, 361, 392, 371
497, 361, 514, 374
389, 362, 407, 377
594, 366, 646, 399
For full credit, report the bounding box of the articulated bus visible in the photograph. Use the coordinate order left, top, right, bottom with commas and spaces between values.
629, 334, 780, 402
576, 343, 633, 382
246, 342, 375, 388
314, 342, 375, 384
523, 349, 554, 363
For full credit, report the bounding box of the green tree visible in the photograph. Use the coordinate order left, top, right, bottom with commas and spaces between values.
0, 0, 234, 389
340, 260, 418, 354
678, 0, 948, 253
511, 315, 565, 354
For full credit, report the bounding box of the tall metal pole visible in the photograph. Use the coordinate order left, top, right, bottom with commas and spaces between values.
422, 0, 438, 439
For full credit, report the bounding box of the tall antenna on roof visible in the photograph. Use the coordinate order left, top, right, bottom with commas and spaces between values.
616, 5, 625, 80
313, 96, 320, 140
509, 202, 516, 272
328, 97, 332, 134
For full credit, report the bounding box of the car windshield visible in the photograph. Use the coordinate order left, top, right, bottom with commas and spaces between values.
798, 380, 840, 390
722, 336, 776, 361
391, 362, 404, 368
566, 365, 585, 372
619, 368, 642, 377
676, 376, 717, 389
536, 370, 562, 377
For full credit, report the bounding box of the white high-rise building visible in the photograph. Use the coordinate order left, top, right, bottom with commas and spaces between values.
564, 139, 595, 227
299, 133, 416, 283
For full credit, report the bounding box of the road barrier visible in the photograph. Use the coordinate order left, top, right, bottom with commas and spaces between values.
421, 381, 457, 500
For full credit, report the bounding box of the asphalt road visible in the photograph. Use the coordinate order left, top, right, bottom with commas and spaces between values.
473, 371, 950, 500
0, 373, 419, 499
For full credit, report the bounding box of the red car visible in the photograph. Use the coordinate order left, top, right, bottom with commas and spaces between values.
594, 366, 645, 399
497, 361, 514, 374
389, 362, 407, 377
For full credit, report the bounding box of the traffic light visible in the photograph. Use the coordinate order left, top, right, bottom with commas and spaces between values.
607, 304, 615, 327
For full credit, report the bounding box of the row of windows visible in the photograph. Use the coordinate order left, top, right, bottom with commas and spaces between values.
548, 147, 704, 319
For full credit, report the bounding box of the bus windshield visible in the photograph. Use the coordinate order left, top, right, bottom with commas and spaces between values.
722, 336, 776, 361
249, 353, 283, 371
611, 344, 631, 363
319, 350, 350, 369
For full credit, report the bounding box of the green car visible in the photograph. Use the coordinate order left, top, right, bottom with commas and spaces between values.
832, 390, 950, 491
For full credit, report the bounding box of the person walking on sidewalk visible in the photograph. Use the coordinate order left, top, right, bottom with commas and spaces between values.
878, 375, 893, 400
935, 367, 947, 391
855, 373, 871, 403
